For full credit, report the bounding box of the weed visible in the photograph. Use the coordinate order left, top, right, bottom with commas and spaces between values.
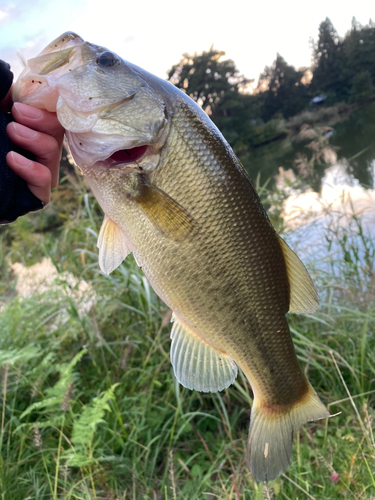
0, 166, 374, 499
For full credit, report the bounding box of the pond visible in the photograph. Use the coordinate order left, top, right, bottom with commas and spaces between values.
244, 102, 375, 190
244, 102, 375, 282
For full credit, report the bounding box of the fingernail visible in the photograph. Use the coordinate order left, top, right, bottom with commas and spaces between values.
8, 151, 33, 168
10, 121, 38, 139
14, 102, 42, 119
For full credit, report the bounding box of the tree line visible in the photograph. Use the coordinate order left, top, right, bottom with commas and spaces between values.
167, 17, 375, 157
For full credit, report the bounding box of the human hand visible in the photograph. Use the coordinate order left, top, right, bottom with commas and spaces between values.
5, 101, 64, 205
0, 58, 65, 223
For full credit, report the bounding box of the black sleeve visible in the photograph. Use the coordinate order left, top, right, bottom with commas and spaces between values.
0, 59, 44, 224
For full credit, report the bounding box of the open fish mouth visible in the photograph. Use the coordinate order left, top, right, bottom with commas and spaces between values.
99, 145, 149, 169
83, 142, 164, 175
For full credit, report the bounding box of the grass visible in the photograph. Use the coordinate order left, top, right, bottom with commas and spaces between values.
0, 167, 374, 499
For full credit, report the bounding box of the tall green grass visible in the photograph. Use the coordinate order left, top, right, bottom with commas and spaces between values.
0, 170, 374, 499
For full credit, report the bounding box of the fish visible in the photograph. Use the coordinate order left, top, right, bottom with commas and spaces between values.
13, 32, 330, 482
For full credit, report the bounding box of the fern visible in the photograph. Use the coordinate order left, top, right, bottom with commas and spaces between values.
20, 349, 87, 420
65, 383, 119, 467
0, 346, 42, 367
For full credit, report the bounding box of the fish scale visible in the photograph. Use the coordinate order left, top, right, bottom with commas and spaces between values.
132, 103, 303, 401
13, 31, 329, 481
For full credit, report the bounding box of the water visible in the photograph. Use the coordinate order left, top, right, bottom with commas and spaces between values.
245, 102, 375, 190
245, 102, 375, 281
282, 163, 375, 272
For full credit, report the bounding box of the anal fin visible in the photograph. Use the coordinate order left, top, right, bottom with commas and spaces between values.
97, 215, 130, 275
170, 314, 237, 393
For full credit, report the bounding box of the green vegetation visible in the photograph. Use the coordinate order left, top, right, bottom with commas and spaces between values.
0, 166, 374, 499
168, 18, 375, 181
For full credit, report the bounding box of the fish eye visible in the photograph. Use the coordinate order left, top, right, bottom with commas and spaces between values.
96, 51, 117, 67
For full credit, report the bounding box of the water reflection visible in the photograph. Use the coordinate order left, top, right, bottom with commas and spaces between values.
330, 103, 375, 187
245, 102, 375, 190
281, 162, 375, 282
245, 102, 375, 283
281, 162, 375, 232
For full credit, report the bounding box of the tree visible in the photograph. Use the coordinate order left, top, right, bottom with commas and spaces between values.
311, 18, 350, 102
349, 71, 374, 103
257, 54, 310, 121
167, 48, 258, 149
345, 19, 375, 91
168, 48, 251, 117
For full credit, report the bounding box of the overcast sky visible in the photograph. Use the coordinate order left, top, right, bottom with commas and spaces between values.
0, 0, 373, 84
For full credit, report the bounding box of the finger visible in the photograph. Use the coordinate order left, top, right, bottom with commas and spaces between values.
6, 121, 61, 188
12, 102, 64, 144
6, 151, 52, 205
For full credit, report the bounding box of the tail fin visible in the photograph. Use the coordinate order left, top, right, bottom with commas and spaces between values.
247, 384, 329, 482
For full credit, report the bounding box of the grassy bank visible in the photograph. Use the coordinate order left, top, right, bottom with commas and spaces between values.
0, 171, 374, 499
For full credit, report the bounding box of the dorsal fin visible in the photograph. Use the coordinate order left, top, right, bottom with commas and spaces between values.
170, 314, 237, 393
278, 236, 319, 314
97, 215, 130, 275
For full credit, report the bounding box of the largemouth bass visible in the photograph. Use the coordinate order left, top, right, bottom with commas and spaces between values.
13, 32, 329, 481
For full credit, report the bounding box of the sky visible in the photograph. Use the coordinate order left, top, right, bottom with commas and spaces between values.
0, 0, 374, 85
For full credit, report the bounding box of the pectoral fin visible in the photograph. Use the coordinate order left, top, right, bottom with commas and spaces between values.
97, 216, 130, 275
278, 236, 319, 314
170, 314, 237, 392
134, 183, 197, 241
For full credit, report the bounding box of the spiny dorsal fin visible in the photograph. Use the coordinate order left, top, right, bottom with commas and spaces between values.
278, 236, 319, 314
134, 183, 198, 241
97, 215, 130, 275
170, 314, 237, 393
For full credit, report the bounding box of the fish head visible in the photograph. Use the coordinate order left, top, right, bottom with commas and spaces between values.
13, 32, 169, 175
